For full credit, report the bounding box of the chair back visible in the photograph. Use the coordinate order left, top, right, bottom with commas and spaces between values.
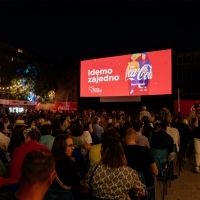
173, 144, 177, 153
46, 189, 74, 200
137, 172, 146, 185
137, 172, 157, 200
153, 156, 164, 176
150, 148, 169, 165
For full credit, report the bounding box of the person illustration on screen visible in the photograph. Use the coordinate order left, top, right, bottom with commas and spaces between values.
125, 53, 141, 94
138, 52, 152, 91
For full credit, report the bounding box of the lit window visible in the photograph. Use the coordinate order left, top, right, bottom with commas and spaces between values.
18, 49, 23, 53
11, 57, 14, 61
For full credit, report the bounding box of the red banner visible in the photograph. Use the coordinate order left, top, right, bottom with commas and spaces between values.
54, 102, 77, 111
174, 100, 200, 116
80, 49, 172, 97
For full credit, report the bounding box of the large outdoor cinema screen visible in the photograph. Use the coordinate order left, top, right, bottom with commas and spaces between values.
80, 49, 172, 97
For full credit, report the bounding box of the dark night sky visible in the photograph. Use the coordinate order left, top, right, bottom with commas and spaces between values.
0, 1, 200, 61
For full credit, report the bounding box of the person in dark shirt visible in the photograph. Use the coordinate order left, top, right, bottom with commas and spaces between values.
123, 127, 158, 187
50, 134, 82, 199
177, 115, 191, 160
150, 121, 178, 179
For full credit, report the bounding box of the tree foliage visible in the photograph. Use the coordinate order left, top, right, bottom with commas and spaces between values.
10, 60, 64, 101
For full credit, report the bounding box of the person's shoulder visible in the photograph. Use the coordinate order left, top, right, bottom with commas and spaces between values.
125, 144, 149, 151
123, 166, 138, 175
142, 135, 149, 140
90, 144, 101, 150
82, 131, 90, 136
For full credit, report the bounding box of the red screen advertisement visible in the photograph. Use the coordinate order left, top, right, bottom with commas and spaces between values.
174, 100, 200, 116
80, 49, 172, 97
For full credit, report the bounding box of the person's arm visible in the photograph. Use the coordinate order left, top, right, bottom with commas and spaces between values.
194, 116, 198, 128
88, 123, 93, 134
82, 143, 92, 150
150, 162, 158, 176
178, 136, 180, 145
80, 164, 99, 194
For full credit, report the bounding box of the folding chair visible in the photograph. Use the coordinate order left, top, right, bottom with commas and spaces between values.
137, 172, 157, 200
46, 189, 74, 200
150, 148, 171, 188
173, 143, 183, 176
153, 156, 166, 200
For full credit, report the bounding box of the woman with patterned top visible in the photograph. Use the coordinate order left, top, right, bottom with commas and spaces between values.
82, 135, 145, 200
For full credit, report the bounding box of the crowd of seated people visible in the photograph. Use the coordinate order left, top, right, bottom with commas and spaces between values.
0, 104, 196, 199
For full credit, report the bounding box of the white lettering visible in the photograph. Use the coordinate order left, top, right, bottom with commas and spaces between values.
99, 69, 107, 74
87, 68, 120, 83
99, 77, 103, 82
107, 69, 112, 74
58, 105, 70, 111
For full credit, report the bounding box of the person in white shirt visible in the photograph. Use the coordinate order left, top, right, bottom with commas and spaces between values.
166, 121, 180, 152
3, 116, 10, 128
0, 122, 10, 151
139, 106, 153, 122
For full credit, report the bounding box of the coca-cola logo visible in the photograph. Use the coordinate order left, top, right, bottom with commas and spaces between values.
58, 105, 70, 111
126, 64, 152, 81
190, 104, 200, 111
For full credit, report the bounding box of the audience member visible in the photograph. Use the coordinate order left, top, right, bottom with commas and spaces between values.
0, 149, 56, 200
139, 106, 153, 122
82, 132, 145, 199
92, 116, 104, 140
193, 108, 200, 173
51, 134, 82, 198
89, 128, 121, 165
177, 115, 191, 160
71, 124, 92, 161
0, 122, 10, 151
39, 124, 55, 150
7, 129, 25, 161
9, 130, 49, 180
150, 122, 178, 179
133, 121, 150, 148
123, 127, 158, 187
160, 105, 171, 124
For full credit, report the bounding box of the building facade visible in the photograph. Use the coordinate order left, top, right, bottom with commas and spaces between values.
0, 40, 34, 99
177, 51, 200, 99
